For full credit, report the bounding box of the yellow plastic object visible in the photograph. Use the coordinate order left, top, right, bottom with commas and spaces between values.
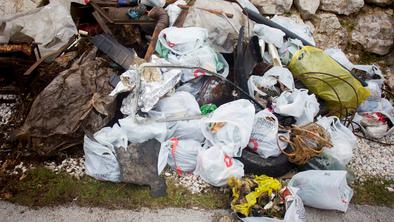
228, 175, 282, 217
288, 46, 370, 114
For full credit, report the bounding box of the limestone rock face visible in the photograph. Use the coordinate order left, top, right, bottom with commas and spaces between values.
351, 11, 394, 55
251, 0, 293, 15
294, 0, 320, 19
320, 0, 364, 15
365, 0, 393, 7
312, 13, 348, 50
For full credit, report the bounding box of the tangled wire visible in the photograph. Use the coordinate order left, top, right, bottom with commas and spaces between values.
279, 123, 333, 165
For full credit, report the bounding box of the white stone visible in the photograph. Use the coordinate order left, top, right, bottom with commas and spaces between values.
251, 0, 293, 15
312, 13, 348, 50
320, 0, 364, 15
351, 10, 394, 55
294, 0, 320, 19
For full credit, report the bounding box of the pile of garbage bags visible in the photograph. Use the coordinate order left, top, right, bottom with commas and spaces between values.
8, 0, 394, 221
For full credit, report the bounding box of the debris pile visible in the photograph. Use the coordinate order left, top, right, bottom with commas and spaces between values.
1, 0, 393, 221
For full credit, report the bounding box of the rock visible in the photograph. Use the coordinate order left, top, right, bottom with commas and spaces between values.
294, 0, 320, 19
365, 0, 393, 6
320, 0, 364, 15
312, 13, 348, 50
351, 11, 394, 55
251, 0, 293, 15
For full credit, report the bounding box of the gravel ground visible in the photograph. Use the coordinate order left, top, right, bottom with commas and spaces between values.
44, 157, 85, 179
1, 201, 393, 222
349, 135, 394, 181
0, 94, 17, 126
164, 170, 211, 194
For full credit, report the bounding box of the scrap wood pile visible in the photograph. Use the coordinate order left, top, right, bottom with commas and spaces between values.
1, 0, 393, 221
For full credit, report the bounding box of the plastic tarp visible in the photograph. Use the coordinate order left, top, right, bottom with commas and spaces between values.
1, 1, 78, 56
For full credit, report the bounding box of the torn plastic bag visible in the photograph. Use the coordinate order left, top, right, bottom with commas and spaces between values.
279, 38, 303, 66
139, 68, 182, 112
316, 116, 355, 166
165, 0, 187, 26
324, 48, 354, 71
1, 1, 77, 56
248, 67, 295, 100
16, 48, 116, 155
288, 46, 370, 113
115, 139, 167, 197
241, 187, 305, 222
118, 116, 168, 143
288, 170, 353, 212
253, 24, 285, 48
109, 70, 139, 97
201, 99, 255, 157
158, 138, 202, 175
248, 110, 289, 159
141, 0, 165, 7
194, 145, 244, 187
273, 89, 319, 125
271, 16, 315, 47
150, 91, 205, 142
182, 0, 253, 53
353, 112, 394, 139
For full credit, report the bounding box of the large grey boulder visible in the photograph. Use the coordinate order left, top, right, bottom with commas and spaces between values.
251, 0, 293, 15
312, 13, 348, 50
320, 0, 364, 15
365, 0, 393, 6
295, 0, 320, 19
351, 10, 394, 55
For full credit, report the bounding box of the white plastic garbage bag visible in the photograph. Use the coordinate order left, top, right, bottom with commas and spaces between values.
141, 0, 165, 7
194, 145, 244, 187
316, 116, 355, 166
353, 65, 384, 87
271, 16, 315, 47
288, 170, 353, 212
157, 138, 202, 175
324, 48, 354, 71
248, 109, 289, 158
353, 112, 394, 139
168, 45, 228, 82
201, 99, 255, 157
150, 91, 205, 142
118, 116, 168, 143
273, 89, 319, 125
165, 0, 187, 26
182, 0, 253, 53
279, 38, 303, 66
248, 67, 295, 99
358, 81, 383, 112
241, 187, 306, 222
157, 27, 208, 56
83, 124, 127, 182
254, 24, 285, 48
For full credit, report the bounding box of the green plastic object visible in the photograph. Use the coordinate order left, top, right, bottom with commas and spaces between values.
200, 104, 217, 115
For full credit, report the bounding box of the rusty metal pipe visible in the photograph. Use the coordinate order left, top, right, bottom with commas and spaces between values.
144, 7, 169, 61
